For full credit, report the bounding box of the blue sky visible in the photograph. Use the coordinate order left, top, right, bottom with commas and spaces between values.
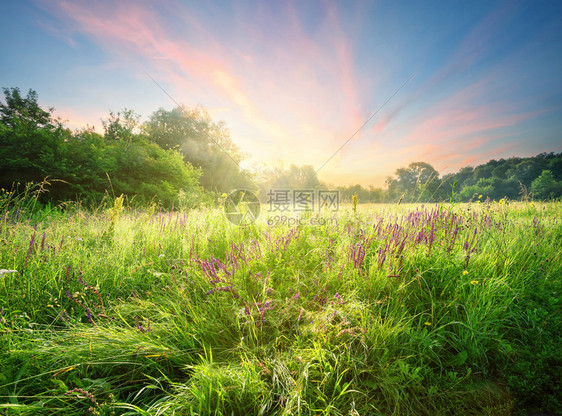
1, 0, 561, 186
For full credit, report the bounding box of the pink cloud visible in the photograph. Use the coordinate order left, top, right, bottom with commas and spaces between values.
53, 106, 104, 132
387, 73, 547, 173
34, 0, 553, 188
43, 0, 368, 171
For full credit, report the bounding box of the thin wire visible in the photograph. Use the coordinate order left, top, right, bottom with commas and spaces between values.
312, 73, 416, 179
142, 68, 254, 182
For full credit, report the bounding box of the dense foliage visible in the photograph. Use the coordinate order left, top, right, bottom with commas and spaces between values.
1, 87, 561, 207
348, 154, 562, 203
0, 88, 211, 208
0, 194, 560, 415
145, 105, 253, 192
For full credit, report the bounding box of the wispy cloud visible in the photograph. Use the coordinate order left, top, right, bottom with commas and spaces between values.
42, 0, 374, 170
32, 0, 562, 186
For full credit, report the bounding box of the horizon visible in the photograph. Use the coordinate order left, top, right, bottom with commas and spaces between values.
1, 0, 561, 187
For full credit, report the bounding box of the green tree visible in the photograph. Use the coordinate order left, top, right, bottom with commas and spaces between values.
145, 106, 251, 192
386, 162, 440, 202
506, 159, 543, 188
0, 87, 53, 130
102, 109, 141, 142
458, 177, 519, 201
1, 89, 206, 208
531, 170, 562, 200
258, 163, 322, 198
0, 88, 69, 188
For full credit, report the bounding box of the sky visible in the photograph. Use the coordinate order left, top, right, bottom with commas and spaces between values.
1, 0, 561, 187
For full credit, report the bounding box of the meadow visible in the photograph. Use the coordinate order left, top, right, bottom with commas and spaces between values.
0, 189, 561, 415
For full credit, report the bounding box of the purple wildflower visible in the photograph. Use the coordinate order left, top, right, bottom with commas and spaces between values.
25, 232, 36, 265
60, 310, 70, 322
40, 233, 46, 251
135, 316, 146, 334
86, 308, 94, 324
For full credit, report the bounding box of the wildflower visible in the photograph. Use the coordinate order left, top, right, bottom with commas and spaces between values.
478, 195, 482, 199
221, 193, 227, 198
470, 280, 479, 285
499, 198, 505, 205
86, 308, 94, 324
462, 270, 468, 276
424, 322, 432, 326
25, 232, 36, 265
40, 233, 46, 251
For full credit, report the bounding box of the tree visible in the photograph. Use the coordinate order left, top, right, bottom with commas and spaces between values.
0, 88, 206, 208
531, 170, 562, 200
145, 106, 250, 192
458, 177, 519, 201
257, 163, 322, 198
0, 88, 68, 188
0, 88, 54, 130
102, 109, 141, 142
506, 159, 543, 187
386, 162, 440, 202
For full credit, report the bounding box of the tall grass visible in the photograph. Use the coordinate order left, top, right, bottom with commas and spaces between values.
0, 191, 560, 415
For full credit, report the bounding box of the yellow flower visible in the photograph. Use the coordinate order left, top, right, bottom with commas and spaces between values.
499, 198, 505, 205
462, 270, 468, 276
470, 280, 479, 285
424, 322, 432, 326
478, 195, 482, 199
221, 193, 227, 198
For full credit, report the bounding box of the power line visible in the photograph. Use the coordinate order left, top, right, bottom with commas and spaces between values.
142, 68, 254, 182
312, 73, 416, 179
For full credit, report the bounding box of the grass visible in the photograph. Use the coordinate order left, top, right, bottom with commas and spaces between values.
0, 189, 561, 415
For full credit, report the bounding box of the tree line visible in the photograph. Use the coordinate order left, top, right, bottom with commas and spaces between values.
1, 88, 560, 208
340, 154, 562, 203
0, 88, 253, 208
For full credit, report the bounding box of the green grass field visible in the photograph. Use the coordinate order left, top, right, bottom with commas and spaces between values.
1, 193, 561, 415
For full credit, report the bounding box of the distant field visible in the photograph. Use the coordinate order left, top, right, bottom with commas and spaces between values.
1, 199, 561, 415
